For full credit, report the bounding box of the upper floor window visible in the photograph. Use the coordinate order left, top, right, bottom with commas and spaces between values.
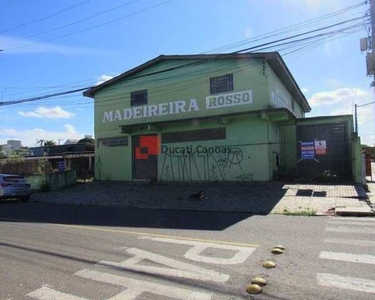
291, 98, 295, 111
131, 90, 148, 106
210, 74, 233, 94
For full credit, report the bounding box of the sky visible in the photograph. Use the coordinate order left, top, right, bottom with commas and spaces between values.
0, 0, 374, 147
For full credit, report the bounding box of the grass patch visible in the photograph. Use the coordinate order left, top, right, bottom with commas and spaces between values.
282, 207, 317, 216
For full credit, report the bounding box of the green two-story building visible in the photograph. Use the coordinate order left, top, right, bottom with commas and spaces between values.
84, 53, 361, 183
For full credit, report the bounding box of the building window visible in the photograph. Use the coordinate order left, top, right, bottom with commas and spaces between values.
291, 98, 295, 111
131, 90, 148, 106
98, 137, 128, 148
210, 74, 233, 94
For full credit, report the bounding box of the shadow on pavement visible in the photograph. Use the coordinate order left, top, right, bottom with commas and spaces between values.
0, 181, 289, 230
0, 202, 257, 231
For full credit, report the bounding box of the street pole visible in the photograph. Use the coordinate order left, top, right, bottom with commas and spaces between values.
354, 104, 358, 133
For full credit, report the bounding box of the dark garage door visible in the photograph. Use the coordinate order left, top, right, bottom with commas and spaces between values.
296, 122, 352, 181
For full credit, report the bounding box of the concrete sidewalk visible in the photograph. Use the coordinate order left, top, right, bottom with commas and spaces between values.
30, 181, 373, 216
366, 182, 375, 210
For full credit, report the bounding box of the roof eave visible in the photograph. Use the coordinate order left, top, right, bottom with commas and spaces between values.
82, 53, 277, 98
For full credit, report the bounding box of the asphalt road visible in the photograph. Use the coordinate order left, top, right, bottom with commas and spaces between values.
0, 202, 374, 300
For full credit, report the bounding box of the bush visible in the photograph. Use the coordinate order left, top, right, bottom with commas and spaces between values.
40, 180, 51, 192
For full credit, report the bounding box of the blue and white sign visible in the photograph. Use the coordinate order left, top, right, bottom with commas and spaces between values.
300, 141, 315, 160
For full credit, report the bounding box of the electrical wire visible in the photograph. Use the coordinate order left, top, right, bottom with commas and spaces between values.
205, 1, 368, 54
3, 0, 140, 47
0, 0, 90, 34
1, 1, 366, 96
2, 0, 173, 52
0, 4, 368, 107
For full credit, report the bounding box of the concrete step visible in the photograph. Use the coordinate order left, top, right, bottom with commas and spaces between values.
335, 206, 375, 217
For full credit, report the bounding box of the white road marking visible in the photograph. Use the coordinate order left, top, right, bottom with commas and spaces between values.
27, 285, 88, 300
328, 221, 375, 226
326, 227, 375, 234
320, 251, 375, 265
97, 247, 230, 282
329, 217, 375, 222
324, 238, 375, 247
75, 269, 212, 300
317, 273, 375, 294
139, 236, 255, 265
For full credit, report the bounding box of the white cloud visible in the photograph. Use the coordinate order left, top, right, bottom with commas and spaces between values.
0, 124, 83, 147
244, 27, 253, 39
96, 74, 118, 85
330, 107, 373, 125
308, 87, 375, 144
0, 34, 114, 56
308, 88, 369, 107
18, 106, 75, 119
64, 124, 77, 134
301, 88, 309, 93
284, 0, 341, 11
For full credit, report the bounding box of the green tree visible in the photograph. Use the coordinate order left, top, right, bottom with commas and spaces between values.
0, 146, 5, 159
78, 137, 94, 144
44, 140, 56, 146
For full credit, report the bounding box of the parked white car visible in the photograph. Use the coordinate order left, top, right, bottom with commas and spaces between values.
0, 174, 31, 202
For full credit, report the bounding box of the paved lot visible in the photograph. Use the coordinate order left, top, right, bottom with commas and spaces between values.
30, 181, 369, 215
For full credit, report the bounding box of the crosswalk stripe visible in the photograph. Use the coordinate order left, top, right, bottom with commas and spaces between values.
28, 285, 88, 300
328, 221, 375, 227
320, 251, 375, 265
324, 238, 375, 247
326, 227, 375, 234
317, 273, 375, 294
329, 217, 375, 222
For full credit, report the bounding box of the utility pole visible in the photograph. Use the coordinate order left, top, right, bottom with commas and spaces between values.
358, 1, 375, 133
371, 0, 375, 88
355, 104, 358, 133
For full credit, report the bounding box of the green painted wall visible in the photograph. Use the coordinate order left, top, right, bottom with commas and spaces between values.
158, 116, 270, 182
268, 122, 281, 179
94, 58, 270, 133
95, 144, 131, 181
267, 64, 304, 118
26, 170, 76, 190
91, 58, 310, 182
352, 135, 363, 183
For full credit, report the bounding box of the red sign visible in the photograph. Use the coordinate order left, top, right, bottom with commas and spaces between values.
315, 148, 327, 155
135, 136, 160, 160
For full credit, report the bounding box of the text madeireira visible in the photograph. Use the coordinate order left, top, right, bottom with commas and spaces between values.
102, 99, 199, 122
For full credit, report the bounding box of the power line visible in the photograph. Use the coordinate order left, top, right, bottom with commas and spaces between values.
2, 1, 365, 96
2, 0, 173, 52
252, 22, 367, 53
0, 26, 360, 106
206, 1, 368, 54
358, 101, 375, 106
0, 87, 89, 106
3, 0, 140, 47
0, 4, 366, 106
0, 0, 90, 34
236, 16, 366, 53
